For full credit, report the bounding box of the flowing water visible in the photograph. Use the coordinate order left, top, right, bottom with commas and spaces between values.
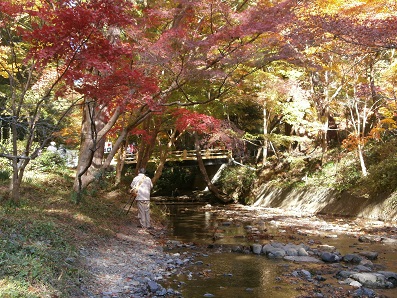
157, 201, 397, 298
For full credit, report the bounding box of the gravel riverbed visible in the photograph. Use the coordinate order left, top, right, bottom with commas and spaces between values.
79, 220, 185, 298
77, 203, 397, 298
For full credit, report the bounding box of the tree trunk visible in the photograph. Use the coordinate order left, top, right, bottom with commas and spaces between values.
73, 129, 96, 196
8, 117, 29, 203
357, 100, 368, 177
113, 116, 149, 184
322, 71, 330, 157
194, 132, 231, 203
203, 163, 227, 192
9, 119, 21, 203
262, 103, 268, 161
151, 148, 168, 185
348, 86, 369, 178
357, 143, 368, 177
255, 147, 262, 164
152, 129, 179, 185
321, 105, 330, 163
10, 162, 20, 203
134, 117, 158, 173
115, 141, 127, 185
73, 100, 121, 197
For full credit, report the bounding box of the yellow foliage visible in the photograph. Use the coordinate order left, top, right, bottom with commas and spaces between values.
379, 61, 397, 98
368, 118, 396, 140
378, 106, 395, 119
53, 128, 80, 146
380, 118, 397, 129
304, 0, 396, 19
0, 41, 33, 79
382, 60, 397, 78
369, 127, 386, 140
0, 47, 11, 78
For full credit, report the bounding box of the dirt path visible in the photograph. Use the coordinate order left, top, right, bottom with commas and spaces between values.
77, 204, 183, 298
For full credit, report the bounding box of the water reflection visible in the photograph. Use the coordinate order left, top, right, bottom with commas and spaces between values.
162, 203, 299, 297
159, 202, 397, 298
204, 211, 212, 229
180, 254, 297, 298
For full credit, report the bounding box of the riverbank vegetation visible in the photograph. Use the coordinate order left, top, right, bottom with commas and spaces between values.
1, 0, 397, 205
215, 135, 397, 209
254, 137, 397, 197
0, 157, 133, 297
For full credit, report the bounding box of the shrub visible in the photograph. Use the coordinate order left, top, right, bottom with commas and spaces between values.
218, 165, 257, 203
363, 157, 397, 196
365, 139, 397, 167
0, 170, 10, 180
29, 151, 66, 172
334, 161, 361, 192
0, 158, 11, 180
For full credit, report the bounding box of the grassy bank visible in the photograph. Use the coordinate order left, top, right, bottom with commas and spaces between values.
0, 165, 132, 297
215, 138, 397, 214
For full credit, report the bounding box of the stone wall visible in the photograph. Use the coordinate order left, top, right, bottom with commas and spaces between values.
253, 183, 397, 222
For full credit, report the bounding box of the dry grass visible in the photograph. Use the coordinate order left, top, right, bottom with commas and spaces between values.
0, 168, 136, 297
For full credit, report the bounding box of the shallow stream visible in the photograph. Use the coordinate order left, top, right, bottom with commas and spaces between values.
157, 201, 397, 298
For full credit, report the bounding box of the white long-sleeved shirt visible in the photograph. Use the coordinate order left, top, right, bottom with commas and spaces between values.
130, 173, 153, 201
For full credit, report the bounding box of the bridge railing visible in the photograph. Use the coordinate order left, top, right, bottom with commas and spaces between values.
125, 149, 231, 163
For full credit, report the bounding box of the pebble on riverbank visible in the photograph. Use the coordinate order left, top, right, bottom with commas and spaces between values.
228, 240, 397, 296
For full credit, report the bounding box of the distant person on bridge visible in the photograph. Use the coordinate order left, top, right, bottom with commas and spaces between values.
47, 141, 57, 153
130, 168, 153, 229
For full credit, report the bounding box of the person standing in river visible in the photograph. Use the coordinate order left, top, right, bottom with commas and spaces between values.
130, 168, 153, 229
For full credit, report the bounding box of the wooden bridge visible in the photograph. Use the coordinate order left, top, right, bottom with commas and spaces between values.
124, 149, 231, 164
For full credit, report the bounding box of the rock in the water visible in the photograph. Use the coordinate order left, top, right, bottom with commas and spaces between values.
252, 243, 263, 254
320, 251, 340, 263
350, 272, 394, 289
359, 251, 379, 260
343, 254, 363, 264
284, 256, 322, 263
353, 287, 376, 297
